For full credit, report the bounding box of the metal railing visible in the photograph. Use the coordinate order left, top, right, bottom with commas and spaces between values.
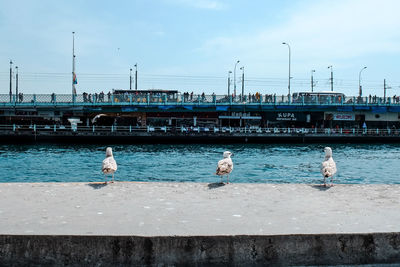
3, 124, 400, 136
1, 93, 400, 106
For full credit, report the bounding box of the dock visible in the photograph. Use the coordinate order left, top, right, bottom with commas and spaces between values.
1, 182, 399, 265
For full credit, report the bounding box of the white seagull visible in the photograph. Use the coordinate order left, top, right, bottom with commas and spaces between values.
320, 147, 337, 187
216, 151, 234, 184
92, 114, 107, 124
102, 147, 117, 183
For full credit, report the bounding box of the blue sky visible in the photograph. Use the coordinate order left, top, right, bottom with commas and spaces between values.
1, 0, 400, 96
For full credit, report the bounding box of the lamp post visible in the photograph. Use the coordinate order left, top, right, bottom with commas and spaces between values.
15, 66, 18, 99
234, 60, 240, 97
9, 60, 13, 102
227, 71, 232, 96
311, 70, 315, 92
358, 66, 367, 97
328, 65, 333, 91
282, 42, 291, 95
134, 63, 138, 90
240, 66, 244, 100
130, 68, 132, 90
72, 32, 77, 96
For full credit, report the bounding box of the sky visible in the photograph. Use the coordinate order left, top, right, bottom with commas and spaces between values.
1, 0, 400, 96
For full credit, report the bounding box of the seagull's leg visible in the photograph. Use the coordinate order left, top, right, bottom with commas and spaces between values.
112, 173, 114, 183
227, 175, 229, 184
105, 175, 107, 184
330, 176, 333, 187
220, 175, 222, 184
323, 176, 326, 187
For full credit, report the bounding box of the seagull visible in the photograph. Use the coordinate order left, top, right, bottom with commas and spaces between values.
320, 147, 337, 187
92, 114, 107, 124
102, 147, 117, 184
216, 151, 234, 184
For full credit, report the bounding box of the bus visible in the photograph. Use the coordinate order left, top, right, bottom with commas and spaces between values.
292, 91, 345, 104
112, 89, 180, 103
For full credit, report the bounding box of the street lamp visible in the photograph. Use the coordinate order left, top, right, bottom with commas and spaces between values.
134, 63, 138, 90
240, 66, 245, 99
234, 60, 240, 96
328, 65, 333, 91
358, 66, 367, 97
9, 60, 13, 102
227, 71, 232, 96
130, 68, 132, 90
15, 66, 19, 98
311, 70, 315, 92
282, 42, 291, 95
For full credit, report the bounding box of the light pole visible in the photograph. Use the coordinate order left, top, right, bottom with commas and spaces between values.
227, 71, 232, 96
134, 63, 138, 90
328, 65, 333, 91
130, 68, 132, 90
9, 60, 13, 102
282, 42, 291, 95
358, 66, 367, 97
311, 70, 315, 92
234, 60, 240, 97
240, 66, 244, 99
72, 32, 77, 95
15, 66, 18, 99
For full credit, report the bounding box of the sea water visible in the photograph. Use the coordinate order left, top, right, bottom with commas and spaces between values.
1, 143, 399, 184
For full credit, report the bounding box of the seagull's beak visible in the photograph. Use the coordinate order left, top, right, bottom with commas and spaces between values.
231, 153, 234, 156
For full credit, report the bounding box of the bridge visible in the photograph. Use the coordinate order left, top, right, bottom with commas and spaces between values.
0, 93, 399, 107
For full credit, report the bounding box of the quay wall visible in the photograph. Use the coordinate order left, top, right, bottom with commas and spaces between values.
2, 131, 400, 143
1, 233, 400, 266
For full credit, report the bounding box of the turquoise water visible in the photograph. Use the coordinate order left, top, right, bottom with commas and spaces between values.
1, 144, 400, 184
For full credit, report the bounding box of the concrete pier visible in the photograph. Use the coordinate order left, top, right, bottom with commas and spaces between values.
0, 182, 399, 266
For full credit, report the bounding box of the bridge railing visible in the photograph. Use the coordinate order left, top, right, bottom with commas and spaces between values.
0, 93, 399, 106
3, 124, 400, 136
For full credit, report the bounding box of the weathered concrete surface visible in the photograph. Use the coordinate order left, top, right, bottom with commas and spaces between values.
0, 182, 399, 266
1, 233, 400, 266
0, 182, 399, 236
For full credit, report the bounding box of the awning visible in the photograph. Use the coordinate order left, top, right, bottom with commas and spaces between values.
218, 116, 261, 120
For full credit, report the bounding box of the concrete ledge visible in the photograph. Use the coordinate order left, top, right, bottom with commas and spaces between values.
1, 233, 400, 266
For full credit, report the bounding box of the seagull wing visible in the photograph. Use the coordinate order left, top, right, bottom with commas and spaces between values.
216, 158, 233, 175
321, 157, 336, 177
92, 114, 107, 124
102, 156, 117, 174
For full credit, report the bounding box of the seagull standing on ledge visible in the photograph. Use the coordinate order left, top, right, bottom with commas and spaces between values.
320, 147, 337, 187
102, 147, 117, 184
216, 151, 234, 184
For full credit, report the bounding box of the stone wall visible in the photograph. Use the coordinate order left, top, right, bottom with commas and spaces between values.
1, 233, 399, 266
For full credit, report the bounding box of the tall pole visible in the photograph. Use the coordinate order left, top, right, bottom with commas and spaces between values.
240, 66, 244, 98
15, 66, 18, 99
9, 60, 13, 102
130, 68, 132, 90
234, 60, 240, 96
227, 71, 232, 96
384, 79, 386, 100
328, 65, 333, 91
72, 32, 76, 95
311, 70, 315, 92
358, 66, 367, 97
282, 42, 291, 95
134, 63, 138, 90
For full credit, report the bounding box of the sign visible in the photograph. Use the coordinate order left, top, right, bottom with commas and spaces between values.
333, 113, 355, 121
265, 112, 307, 122
276, 112, 297, 121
